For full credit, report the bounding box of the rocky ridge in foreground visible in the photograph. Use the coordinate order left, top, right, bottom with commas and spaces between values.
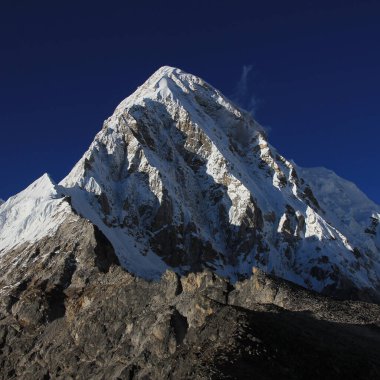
0, 214, 379, 379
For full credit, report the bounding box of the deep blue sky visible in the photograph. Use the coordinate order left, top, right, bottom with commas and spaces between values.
1, 0, 379, 203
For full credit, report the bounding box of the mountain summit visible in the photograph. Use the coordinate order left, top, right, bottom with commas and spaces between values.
1, 67, 380, 378
1, 66, 380, 299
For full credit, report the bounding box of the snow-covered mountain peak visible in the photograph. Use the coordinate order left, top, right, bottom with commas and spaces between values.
25, 172, 56, 194
0, 173, 73, 255
1, 68, 380, 299
56, 68, 380, 298
1, 173, 56, 209
114, 65, 190, 107
112, 66, 249, 129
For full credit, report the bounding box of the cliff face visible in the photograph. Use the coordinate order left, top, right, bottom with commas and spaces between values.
0, 214, 379, 379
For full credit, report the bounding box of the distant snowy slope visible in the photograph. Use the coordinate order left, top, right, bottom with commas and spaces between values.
299, 166, 380, 251
0, 174, 72, 255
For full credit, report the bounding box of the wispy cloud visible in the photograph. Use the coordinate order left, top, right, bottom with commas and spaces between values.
232, 64, 259, 116
237, 65, 253, 99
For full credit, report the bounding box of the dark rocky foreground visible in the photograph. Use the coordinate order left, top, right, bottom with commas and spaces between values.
0, 219, 380, 379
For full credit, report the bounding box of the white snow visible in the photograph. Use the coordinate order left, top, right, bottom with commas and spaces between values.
299, 166, 380, 251
158, 77, 172, 99
0, 174, 72, 255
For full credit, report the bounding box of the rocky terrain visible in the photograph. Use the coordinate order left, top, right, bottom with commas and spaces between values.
0, 216, 379, 379
1, 66, 380, 378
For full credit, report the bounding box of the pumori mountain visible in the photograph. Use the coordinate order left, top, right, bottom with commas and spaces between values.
1, 66, 380, 300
